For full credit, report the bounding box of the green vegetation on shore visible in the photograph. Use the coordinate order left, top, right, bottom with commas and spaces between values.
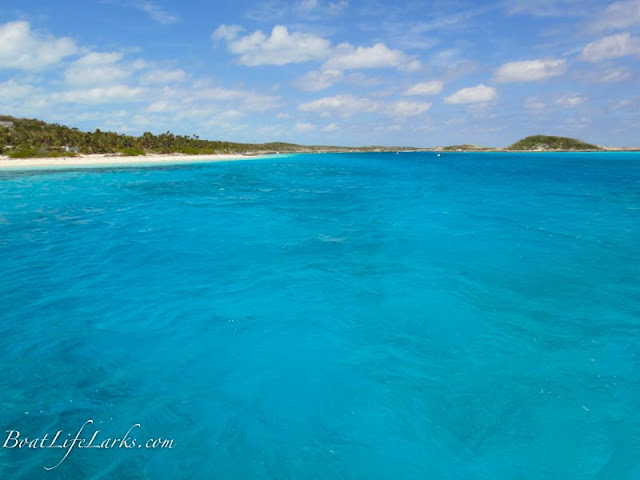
507, 135, 600, 151
0, 115, 302, 157
0, 115, 415, 157
3, 147, 78, 159
1, 115, 625, 158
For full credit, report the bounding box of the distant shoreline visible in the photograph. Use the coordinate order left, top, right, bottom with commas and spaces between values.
0, 153, 273, 170
1, 149, 639, 171
3, 116, 639, 163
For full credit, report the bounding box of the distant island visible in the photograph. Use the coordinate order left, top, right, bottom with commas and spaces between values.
438, 136, 632, 152
507, 135, 600, 151
0, 115, 637, 159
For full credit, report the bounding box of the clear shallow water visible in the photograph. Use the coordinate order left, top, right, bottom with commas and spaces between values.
0, 152, 638, 479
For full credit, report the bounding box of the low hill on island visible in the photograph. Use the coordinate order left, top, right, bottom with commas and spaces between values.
508, 135, 600, 151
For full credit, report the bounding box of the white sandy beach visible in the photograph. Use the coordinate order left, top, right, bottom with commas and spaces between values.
0, 153, 270, 170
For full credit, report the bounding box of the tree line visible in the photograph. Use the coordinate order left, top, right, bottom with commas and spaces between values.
0, 115, 304, 158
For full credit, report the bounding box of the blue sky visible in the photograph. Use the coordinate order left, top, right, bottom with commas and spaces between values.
1, 0, 638, 146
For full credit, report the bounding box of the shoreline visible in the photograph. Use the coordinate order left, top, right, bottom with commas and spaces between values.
1, 149, 638, 171
0, 153, 274, 170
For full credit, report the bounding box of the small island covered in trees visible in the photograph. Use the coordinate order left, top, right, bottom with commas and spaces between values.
0, 115, 636, 159
507, 135, 600, 151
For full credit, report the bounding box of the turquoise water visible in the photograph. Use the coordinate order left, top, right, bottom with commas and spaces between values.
0, 152, 638, 479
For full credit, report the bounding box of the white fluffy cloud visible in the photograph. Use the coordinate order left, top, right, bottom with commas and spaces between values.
581, 32, 640, 61
387, 101, 432, 116
556, 95, 586, 107
494, 58, 567, 82
64, 52, 131, 86
212, 24, 332, 66
323, 43, 421, 71
298, 94, 379, 115
444, 84, 497, 104
297, 95, 431, 117
0, 21, 77, 70
294, 122, 316, 132
346, 73, 382, 87
0, 79, 36, 101
212, 24, 244, 42
50, 85, 148, 104
140, 68, 187, 85
592, 0, 640, 31
292, 69, 343, 91
524, 94, 587, 112
403, 81, 443, 96
194, 87, 281, 112
213, 24, 420, 72
75, 52, 123, 66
